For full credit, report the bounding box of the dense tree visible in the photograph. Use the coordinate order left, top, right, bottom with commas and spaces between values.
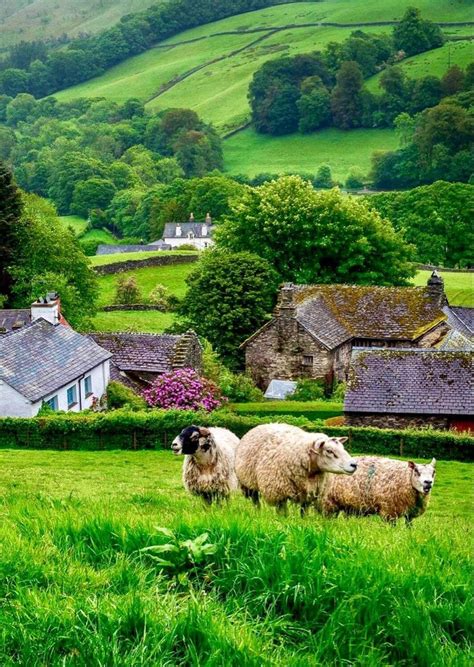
0, 69, 30, 97
331, 61, 365, 129
367, 181, 474, 268
180, 249, 278, 367
441, 65, 465, 97
71, 178, 117, 217
217, 175, 414, 286
297, 77, 332, 133
0, 127, 16, 160
313, 164, 334, 189
345, 166, 365, 190
47, 152, 107, 213
0, 162, 23, 303
393, 7, 444, 57
188, 174, 245, 221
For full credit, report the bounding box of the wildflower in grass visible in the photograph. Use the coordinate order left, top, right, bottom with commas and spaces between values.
142, 368, 224, 411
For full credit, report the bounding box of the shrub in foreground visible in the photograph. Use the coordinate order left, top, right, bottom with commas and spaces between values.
142, 368, 224, 412
107, 381, 147, 411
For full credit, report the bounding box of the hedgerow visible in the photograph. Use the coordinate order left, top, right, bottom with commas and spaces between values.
0, 409, 472, 461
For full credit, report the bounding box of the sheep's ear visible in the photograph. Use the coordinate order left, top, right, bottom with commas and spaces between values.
431, 458, 436, 467
198, 427, 210, 437
311, 437, 326, 452
407, 461, 416, 470
336, 437, 348, 444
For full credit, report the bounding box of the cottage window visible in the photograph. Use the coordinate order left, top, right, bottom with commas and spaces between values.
67, 385, 77, 408
45, 395, 58, 411
84, 375, 92, 396
302, 355, 314, 366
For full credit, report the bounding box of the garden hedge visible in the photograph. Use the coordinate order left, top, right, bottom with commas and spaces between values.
0, 410, 472, 461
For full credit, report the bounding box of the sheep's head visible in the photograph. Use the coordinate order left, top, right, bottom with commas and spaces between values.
309, 435, 357, 475
408, 459, 436, 495
171, 425, 212, 456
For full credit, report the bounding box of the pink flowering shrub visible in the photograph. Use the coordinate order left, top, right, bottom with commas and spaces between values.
142, 368, 224, 412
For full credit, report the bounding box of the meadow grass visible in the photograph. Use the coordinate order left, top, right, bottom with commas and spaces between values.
90, 250, 198, 267
367, 39, 474, 92
58, 215, 89, 236
231, 400, 343, 421
412, 270, 474, 308
223, 127, 399, 181
91, 310, 176, 333
0, 448, 472, 665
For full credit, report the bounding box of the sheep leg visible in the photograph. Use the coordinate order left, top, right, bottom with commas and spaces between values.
242, 486, 261, 509
275, 500, 288, 517
201, 492, 214, 506
300, 502, 310, 518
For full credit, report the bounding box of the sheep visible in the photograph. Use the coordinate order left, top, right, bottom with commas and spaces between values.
235, 423, 358, 516
171, 425, 239, 504
320, 456, 436, 524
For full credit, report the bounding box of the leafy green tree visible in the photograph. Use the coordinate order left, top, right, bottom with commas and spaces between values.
394, 112, 416, 147
0, 69, 30, 96
180, 249, 278, 367
297, 78, 331, 133
71, 178, 116, 217
441, 65, 465, 96
217, 175, 414, 286
330, 61, 365, 129
107, 189, 146, 237
313, 164, 334, 189
188, 174, 245, 221
0, 161, 23, 303
410, 76, 442, 114
155, 157, 184, 184
9, 194, 97, 327
345, 167, 365, 190
114, 275, 142, 305
48, 152, 107, 213
5, 93, 37, 126
0, 127, 16, 160
393, 7, 444, 57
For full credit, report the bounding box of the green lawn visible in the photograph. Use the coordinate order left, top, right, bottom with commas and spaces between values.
58, 214, 89, 236
224, 127, 399, 181
231, 400, 343, 421
367, 39, 474, 92
91, 310, 176, 333
90, 250, 198, 267
0, 448, 471, 665
413, 270, 474, 307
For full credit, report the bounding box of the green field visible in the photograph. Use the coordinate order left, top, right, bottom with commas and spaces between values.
224, 127, 400, 180
58, 214, 89, 236
0, 0, 163, 49
1, 448, 472, 664
90, 250, 197, 267
92, 310, 175, 333
367, 39, 474, 92
231, 400, 343, 421
413, 270, 474, 307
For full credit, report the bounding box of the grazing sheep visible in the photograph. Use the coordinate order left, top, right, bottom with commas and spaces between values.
235, 423, 357, 516
320, 456, 436, 524
171, 425, 239, 504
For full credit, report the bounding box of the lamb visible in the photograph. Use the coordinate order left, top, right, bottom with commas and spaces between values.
171, 425, 239, 504
235, 423, 358, 516
320, 456, 436, 524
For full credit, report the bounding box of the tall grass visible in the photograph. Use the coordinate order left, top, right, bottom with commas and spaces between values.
0, 450, 472, 665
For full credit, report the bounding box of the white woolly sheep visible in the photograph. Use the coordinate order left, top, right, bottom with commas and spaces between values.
235, 423, 357, 516
171, 425, 239, 504
320, 456, 436, 524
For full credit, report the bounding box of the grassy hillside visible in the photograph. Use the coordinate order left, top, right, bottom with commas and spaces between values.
413, 270, 474, 307
224, 127, 400, 180
1, 448, 471, 664
58, 215, 89, 236
0, 0, 162, 49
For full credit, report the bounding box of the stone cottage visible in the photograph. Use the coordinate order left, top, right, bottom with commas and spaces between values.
242, 272, 450, 389
89, 330, 202, 390
344, 348, 474, 432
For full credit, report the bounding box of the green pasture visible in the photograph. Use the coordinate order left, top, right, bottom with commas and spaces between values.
413, 270, 474, 307
58, 214, 89, 236
90, 250, 197, 267
91, 310, 175, 333
223, 127, 399, 181
367, 39, 474, 92
0, 448, 471, 665
231, 400, 343, 421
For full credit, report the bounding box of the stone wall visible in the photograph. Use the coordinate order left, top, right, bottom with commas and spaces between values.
94, 254, 198, 275
101, 304, 166, 312
345, 412, 449, 430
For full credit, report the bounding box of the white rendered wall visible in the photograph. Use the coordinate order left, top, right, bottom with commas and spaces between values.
0, 381, 36, 417
163, 237, 214, 250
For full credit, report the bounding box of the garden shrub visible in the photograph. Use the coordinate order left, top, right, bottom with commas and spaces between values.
114, 275, 142, 304
148, 284, 180, 311
143, 368, 224, 412
291, 379, 325, 401
107, 381, 147, 411
202, 342, 263, 402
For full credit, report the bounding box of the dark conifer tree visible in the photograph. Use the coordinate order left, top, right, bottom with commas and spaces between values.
0, 161, 22, 304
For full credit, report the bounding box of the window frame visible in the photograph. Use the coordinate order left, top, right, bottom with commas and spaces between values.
302, 354, 314, 366
45, 395, 58, 411
67, 385, 77, 408
84, 375, 93, 397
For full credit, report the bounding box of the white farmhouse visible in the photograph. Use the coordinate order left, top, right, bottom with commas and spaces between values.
0, 295, 111, 417
156, 213, 215, 250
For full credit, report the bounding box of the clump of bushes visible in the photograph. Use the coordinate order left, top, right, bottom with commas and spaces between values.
142, 368, 224, 412
148, 283, 180, 311
202, 342, 263, 402
107, 381, 147, 411
114, 275, 142, 304
291, 379, 325, 401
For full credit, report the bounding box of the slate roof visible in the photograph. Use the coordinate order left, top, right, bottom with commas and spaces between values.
89, 332, 183, 373
444, 306, 474, 340
438, 329, 474, 351
0, 319, 112, 402
344, 349, 473, 415
163, 222, 214, 239
0, 309, 31, 333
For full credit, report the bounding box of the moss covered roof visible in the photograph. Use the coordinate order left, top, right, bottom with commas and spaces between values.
293, 284, 446, 348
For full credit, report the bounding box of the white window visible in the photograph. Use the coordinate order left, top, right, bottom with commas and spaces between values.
67, 385, 77, 408
84, 375, 92, 396
45, 395, 58, 411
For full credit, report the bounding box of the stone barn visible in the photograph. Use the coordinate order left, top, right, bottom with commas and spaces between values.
344, 348, 474, 432
241, 273, 449, 389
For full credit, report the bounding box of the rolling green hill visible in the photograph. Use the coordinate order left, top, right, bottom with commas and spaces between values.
52, 1, 473, 179
0, 0, 162, 50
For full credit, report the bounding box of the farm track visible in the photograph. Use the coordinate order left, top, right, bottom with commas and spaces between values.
145, 18, 473, 106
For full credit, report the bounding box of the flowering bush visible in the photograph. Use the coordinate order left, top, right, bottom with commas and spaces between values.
142, 368, 224, 412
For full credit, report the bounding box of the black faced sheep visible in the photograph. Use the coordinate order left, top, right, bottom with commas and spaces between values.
171, 425, 239, 504
320, 456, 436, 524
235, 423, 357, 516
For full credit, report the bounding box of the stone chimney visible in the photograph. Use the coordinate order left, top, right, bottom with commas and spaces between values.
205, 212, 212, 224
31, 292, 61, 325
427, 270, 447, 305
189, 212, 195, 222
276, 283, 298, 346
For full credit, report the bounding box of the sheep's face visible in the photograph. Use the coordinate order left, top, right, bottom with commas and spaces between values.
408, 458, 436, 495
171, 425, 212, 456
310, 436, 358, 475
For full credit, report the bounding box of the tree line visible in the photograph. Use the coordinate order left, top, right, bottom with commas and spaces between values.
0, 0, 298, 98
